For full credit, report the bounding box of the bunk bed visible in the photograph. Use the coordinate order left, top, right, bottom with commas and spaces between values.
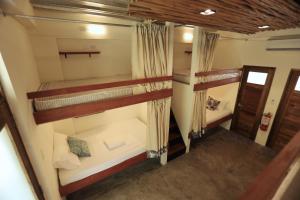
173, 68, 241, 87
27, 75, 173, 124
194, 68, 242, 130
58, 118, 147, 196
194, 68, 242, 91
172, 68, 241, 146
206, 105, 233, 129
27, 75, 173, 196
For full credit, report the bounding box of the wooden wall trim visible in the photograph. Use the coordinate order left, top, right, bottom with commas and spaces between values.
240, 131, 300, 200
0, 97, 44, 199
34, 89, 173, 124
193, 77, 241, 91
0, 115, 4, 130
0, 97, 5, 130
27, 76, 173, 99
195, 68, 242, 77
59, 152, 147, 196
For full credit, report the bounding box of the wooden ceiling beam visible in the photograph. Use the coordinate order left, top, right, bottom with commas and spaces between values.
130, 8, 254, 33
129, 0, 300, 34
129, 1, 258, 33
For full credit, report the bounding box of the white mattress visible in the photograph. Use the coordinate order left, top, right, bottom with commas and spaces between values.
59, 118, 146, 186
206, 72, 240, 82
34, 75, 134, 111
206, 108, 232, 125
173, 68, 191, 84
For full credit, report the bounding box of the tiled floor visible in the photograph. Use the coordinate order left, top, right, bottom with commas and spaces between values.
68, 128, 275, 200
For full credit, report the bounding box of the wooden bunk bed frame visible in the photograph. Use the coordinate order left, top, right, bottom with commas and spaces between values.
26, 76, 173, 196
188, 114, 233, 139
188, 68, 242, 133
194, 68, 242, 91
59, 152, 147, 197
206, 113, 233, 129
27, 76, 173, 124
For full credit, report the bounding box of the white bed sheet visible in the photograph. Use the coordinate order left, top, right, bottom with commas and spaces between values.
206, 108, 232, 125
34, 75, 134, 111
59, 118, 146, 186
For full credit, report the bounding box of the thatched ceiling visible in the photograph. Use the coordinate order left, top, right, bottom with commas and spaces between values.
129, 0, 300, 34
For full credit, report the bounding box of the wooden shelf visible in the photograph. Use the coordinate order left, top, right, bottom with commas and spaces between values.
59, 51, 100, 58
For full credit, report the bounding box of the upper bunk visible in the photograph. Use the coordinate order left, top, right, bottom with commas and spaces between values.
173, 67, 242, 88
26, 20, 174, 125
193, 68, 242, 91
27, 75, 173, 124
172, 27, 242, 89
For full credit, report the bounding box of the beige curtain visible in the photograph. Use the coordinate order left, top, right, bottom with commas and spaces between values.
191, 30, 219, 136
132, 22, 172, 157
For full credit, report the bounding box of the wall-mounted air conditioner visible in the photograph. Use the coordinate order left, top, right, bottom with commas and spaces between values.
266, 35, 300, 51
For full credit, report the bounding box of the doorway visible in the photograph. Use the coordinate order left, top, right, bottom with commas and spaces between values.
267, 69, 300, 151
231, 65, 275, 140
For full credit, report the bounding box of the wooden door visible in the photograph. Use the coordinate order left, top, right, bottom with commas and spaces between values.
231, 66, 275, 140
268, 69, 300, 151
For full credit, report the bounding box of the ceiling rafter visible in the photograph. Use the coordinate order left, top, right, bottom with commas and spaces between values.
129, 0, 300, 34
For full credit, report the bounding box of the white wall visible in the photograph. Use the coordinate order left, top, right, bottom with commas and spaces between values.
173, 42, 192, 71
213, 32, 300, 146
52, 103, 147, 134
213, 39, 246, 69
29, 35, 132, 83
207, 83, 240, 112
27, 18, 133, 83
241, 39, 300, 145
0, 16, 60, 200
30, 36, 64, 82
57, 38, 132, 80
173, 27, 193, 71
171, 82, 194, 150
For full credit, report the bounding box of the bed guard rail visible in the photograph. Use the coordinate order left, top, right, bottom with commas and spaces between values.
194, 68, 242, 91
27, 76, 173, 124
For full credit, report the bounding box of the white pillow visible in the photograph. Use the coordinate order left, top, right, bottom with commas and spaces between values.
53, 132, 80, 170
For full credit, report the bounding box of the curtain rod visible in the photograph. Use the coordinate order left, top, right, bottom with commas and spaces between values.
3, 12, 134, 27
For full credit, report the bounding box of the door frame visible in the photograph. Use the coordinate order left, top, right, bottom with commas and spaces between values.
267, 69, 300, 147
231, 65, 276, 140
0, 93, 45, 200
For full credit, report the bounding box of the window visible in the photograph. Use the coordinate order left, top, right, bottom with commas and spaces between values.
247, 71, 268, 85
295, 76, 300, 91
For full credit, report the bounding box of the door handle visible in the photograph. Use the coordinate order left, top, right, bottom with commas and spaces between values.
238, 103, 243, 108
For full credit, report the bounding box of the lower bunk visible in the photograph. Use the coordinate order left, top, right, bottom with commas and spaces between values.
206, 107, 232, 129
55, 118, 148, 197
189, 103, 233, 140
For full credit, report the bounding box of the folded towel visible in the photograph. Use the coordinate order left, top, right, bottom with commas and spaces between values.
103, 137, 126, 150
